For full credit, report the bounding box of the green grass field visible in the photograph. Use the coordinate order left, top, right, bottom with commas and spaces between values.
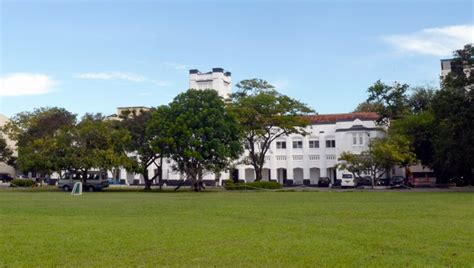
0, 190, 472, 267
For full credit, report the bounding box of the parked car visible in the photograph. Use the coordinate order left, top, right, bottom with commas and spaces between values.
355, 176, 372, 187
377, 177, 390, 186
340, 174, 355, 188
58, 171, 109, 192
317, 177, 330, 187
390, 176, 409, 189
0, 173, 14, 183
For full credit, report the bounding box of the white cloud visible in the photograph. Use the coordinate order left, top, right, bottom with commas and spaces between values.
0, 73, 56, 97
272, 78, 289, 90
76, 71, 172, 87
163, 62, 188, 70
382, 24, 473, 56
76, 72, 145, 82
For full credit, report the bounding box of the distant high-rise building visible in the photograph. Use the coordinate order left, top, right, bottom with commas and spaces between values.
441, 58, 473, 80
189, 68, 232, 98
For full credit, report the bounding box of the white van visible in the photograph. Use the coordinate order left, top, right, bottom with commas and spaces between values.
340, 174, 355, 188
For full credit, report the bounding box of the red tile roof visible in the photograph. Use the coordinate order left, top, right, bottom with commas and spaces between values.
305, 112, 379, 124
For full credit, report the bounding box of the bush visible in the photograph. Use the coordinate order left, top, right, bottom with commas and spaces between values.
10, 179, 36, 187
247, 181, 282, 189
224, 179, 282, 190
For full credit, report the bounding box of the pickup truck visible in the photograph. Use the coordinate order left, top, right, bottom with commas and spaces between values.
58, 179, 109, 192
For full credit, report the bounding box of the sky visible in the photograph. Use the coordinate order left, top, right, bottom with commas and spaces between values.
0, 0, 473, 118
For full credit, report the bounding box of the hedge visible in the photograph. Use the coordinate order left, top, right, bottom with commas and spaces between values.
10, 179, 36, 187
224, 180, 282, 190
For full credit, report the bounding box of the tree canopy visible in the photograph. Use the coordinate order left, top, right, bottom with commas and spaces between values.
149, 89, 243, 191
228, 79, 314, 182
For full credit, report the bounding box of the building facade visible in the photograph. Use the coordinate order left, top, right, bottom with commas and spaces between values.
116, 68, 384, 186
189, 68, 232, 99
0, 114, 17, 177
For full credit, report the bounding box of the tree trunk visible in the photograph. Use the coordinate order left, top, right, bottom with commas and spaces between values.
159, 158, 163, 190
255, 166, 263, 182
82, 170, 88, 184
143, 170, 151, 191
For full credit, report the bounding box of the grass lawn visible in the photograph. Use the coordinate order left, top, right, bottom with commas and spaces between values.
0, 190, 472, 267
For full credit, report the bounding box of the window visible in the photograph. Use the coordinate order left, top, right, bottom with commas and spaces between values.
352, 133, 366, 146
309, 140, 319, 148
276, 141, 286, 149
325, 140, 336, 148
292, 140, 303, 149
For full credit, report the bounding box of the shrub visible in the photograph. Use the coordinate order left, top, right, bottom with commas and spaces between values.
247, 181, 282, 189
224, 179, 282, 190
10, 179, 36, 187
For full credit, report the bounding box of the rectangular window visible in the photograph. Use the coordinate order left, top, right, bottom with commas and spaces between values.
359, 135, 364, 145
309, 140, 319, 148
292, 140, 303, 149
276, 141, 286, 149
326, 140, 336, 148
353, 134, 357, 145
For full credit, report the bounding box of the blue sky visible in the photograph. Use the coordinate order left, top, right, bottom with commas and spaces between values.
0, 0, 472, 117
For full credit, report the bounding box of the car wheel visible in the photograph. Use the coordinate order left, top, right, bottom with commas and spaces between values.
88, 186, 94, 192
63, 185, 70, 192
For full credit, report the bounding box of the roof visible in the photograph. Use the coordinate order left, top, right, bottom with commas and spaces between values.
305, 112, 379, 124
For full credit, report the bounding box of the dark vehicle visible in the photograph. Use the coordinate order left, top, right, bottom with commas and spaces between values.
377, 177, 390, 186
318, 177, 330, 187
390, 176, 409, 189
0, 173, 14, 183
355, 176, 372, 187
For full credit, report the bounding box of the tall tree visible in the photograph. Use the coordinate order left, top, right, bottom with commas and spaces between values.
2, 107, 76, 177
366, 80, 410, 125
149, 89, 243, 191
408, 86, 436, 114
118, 107, 168, 190
228, 79, 313, 182
431, 44, 474, 184
61, 114, 132, 183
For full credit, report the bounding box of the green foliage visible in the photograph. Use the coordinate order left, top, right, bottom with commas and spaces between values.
149, 89, 243, 191
366, 80, 410, 125
229, 79, 314, 181
60, 114, 133, 180
338, 135, 416, 187
390, 111, 436, 167
224, 179, 282, 190
118, 108, 162, 189
2, 107, 76, 175
353, 101, 384, 113
0, 135, 13, 164
408, 86, 436, 114
10, 179, 35, 187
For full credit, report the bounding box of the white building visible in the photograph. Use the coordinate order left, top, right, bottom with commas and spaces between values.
0, 113, 17, 177
441, 58, 473, 80
130, 111, 382, 186
189, 68, 232, 99
115, 68, 384, 186
232, 113, 382, 185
